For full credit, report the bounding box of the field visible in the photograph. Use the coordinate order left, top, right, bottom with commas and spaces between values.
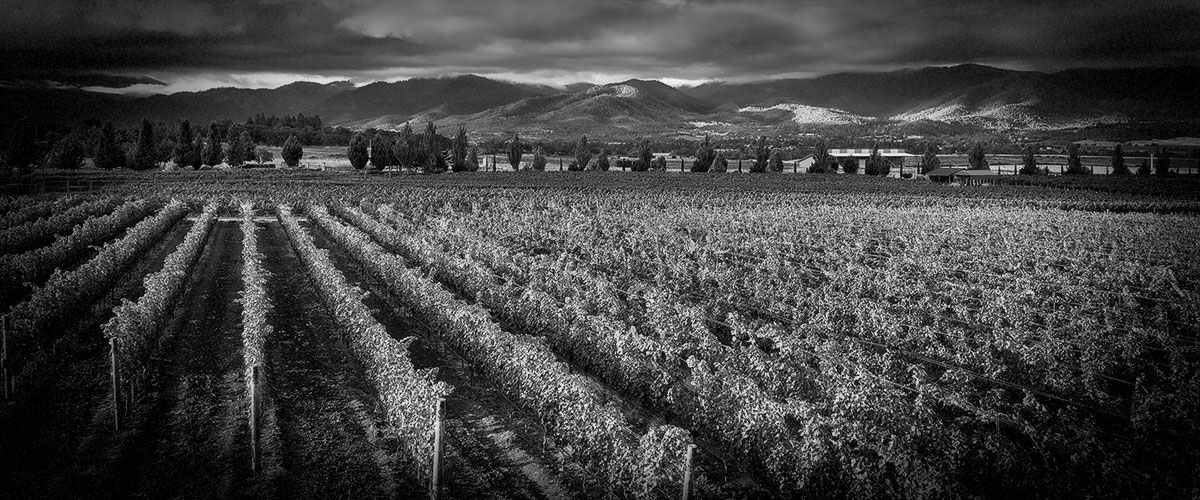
0, 171, 1197, 500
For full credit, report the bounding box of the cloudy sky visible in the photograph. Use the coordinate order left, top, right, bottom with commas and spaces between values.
2, 0, 1198, 93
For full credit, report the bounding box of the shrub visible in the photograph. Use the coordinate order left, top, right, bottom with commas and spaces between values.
227, 132, 244, 167
531, 147, 547, 171
692, 135, 714, 172
652, 155, 667, 171
1156, 150, 1172, 175
394, 123, 416, 171
1109, 144, 1128, 175
44, 135, 84, 170
347, 132, 369, 170
255, 146, 273, 165
864, 144, 886, 176
171, 120, 195, 168
189, 135, 204, 170
1137, 159, 1151, 175
1064, 143, 1089, 175
575, 135, 592, 173
967, 142, 989, 170
95, 121, 126, 170
465, 146, 480, 172
282, 135, 303, 167
749, 136, 770, 173
240, 131, 256, 164
807, 139, 836, 173
451, 125, 470, 172
919, 141, 941, 174
878, 159, 892, 176
768, 150, 784, 172
421, 122, 447, 174
132, 118, 156, 170
636, 137, 652, 168
199, 141, 212, 167
370, 133, 391, 171
595, 149, 610, 171
1019, 146, 1041, 175
839, 156, 859, 174
203, 129, 224, 167
507, 133, 522, 171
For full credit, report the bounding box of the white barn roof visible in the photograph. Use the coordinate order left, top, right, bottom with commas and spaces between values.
828, 148, 916, 156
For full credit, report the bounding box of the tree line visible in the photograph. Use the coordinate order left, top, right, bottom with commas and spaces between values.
911, 140, 1184, 176
0, 115, 355, 172
2, 114, 1192, 176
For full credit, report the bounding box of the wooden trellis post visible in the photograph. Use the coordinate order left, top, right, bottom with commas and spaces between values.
250, 364, 262, 472
681, 444, 696, 500
1, 314, 9, 400
110, 337, 121, 431
430, 398, 446, 500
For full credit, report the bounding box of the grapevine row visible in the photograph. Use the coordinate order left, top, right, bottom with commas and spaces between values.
440, 194, 1197, 497
276, 204, 450, 477
105, 200, 219, 388
0, 199, 160, 306
4, 200, 190, 382
304, 203, 696, 498
238, 202, 270, 388
0, 196, 85, 231
368, 202, 1037, 498
0, 197, 120, 255
336, 202, 812, 493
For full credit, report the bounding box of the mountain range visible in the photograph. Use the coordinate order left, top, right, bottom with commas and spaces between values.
3, 64, 1198, 138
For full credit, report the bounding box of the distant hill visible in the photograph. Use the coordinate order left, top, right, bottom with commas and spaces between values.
123, 81, 356, 125
0, 81, 354, 127
312, 75, 558, 123
2, 65, 1199, 138
684, 64, 1200, 129
0, 75, 554, 128
439, 79, 717, 136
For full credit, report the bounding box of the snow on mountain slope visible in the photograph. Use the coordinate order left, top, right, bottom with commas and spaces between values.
892, 100, 1127, 130
737, 103, 871, 125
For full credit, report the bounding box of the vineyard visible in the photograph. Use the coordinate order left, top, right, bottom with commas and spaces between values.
0, 172, 1197, 500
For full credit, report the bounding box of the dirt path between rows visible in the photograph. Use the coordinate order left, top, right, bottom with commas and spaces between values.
261, 220, 407, 500
44, 219, 257, 500
307, 220, 574, 500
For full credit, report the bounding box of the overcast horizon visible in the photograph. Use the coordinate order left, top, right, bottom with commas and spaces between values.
3, 0, 1199, 95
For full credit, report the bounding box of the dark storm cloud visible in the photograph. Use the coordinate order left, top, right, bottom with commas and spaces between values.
0, 71, 167, 89
2, 0, 1198, 88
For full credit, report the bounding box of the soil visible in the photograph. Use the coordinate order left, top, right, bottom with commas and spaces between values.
259, 220, 405, 500
62, 218, 261, 500
306, 220, 574, 500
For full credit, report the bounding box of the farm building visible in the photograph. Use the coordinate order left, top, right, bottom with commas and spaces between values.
955, 170, 1002, 185
829, 148, 921, 173
927, 167, 1002, 185
927, 167, 965, 183
829, 148, 918, 161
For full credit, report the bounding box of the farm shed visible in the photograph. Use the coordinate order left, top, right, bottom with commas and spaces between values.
953, 169, 1002, 185
927, 167, 965, 183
